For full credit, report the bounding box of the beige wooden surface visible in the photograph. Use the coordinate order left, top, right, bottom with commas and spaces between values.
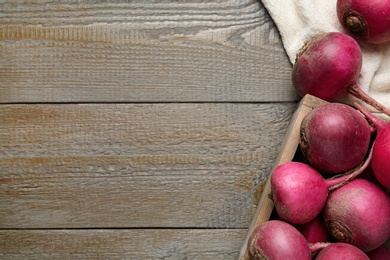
0, 1, 299, 259
0, 0, 298, 103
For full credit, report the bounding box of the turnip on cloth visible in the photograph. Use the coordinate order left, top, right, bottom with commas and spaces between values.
261, 0, 390, 109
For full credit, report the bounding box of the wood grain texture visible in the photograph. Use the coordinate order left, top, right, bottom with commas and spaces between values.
0, 229, 246, 259
0, 1, 300, 258
0, 102, 296, 229
0, 0, 298, 103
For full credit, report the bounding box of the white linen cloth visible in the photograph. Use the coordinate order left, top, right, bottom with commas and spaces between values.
261, 0, 390, 109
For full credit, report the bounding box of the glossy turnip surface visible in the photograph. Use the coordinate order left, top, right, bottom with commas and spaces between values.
271, 162, 328, 224
300, 103, 371, 174
293, 32, 361, 101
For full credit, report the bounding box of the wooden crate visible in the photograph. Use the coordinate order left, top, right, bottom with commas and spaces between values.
238, 94, 327, 260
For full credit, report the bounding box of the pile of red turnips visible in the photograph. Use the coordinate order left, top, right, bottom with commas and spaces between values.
247, 0, 390, 258
247, 104, 390, 260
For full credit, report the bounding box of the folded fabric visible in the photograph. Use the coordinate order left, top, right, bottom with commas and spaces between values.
261, 0, 390, 109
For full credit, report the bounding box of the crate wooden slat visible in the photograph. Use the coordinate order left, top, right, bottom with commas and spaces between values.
238, 94, 327, 260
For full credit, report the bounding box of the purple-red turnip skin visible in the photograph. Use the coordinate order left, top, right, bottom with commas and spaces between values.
295, 216, 332, 243
323, 178, 390, 252
366, 244, 390, 260
315, 242, 369, 260
271, 162, 329, 224
247, 220, 312, 260
292, 32, 362, 101
371, 126, 390, 189
300, 103, 371, 174
337, 0, 390, 44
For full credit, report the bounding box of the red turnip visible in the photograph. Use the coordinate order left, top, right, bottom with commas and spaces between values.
315, 242, 369, 260
292, 32, 390, 117
337, 0, 390, 44
323, 178, 390, 252
247, 220, 329, 260
295, 216, 332, 244
366, 244, 390, 260
271, 156, 371, 225
300, 102, 372, 174
355, 103, 390, 189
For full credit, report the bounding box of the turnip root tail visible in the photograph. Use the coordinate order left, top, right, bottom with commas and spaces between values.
309, 242, 332, 253
326, 145, 373, 191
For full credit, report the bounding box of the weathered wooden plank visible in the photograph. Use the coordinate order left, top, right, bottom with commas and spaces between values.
0, 229, 246, 259
0, 103, 296, 228
0, 0, 297, 103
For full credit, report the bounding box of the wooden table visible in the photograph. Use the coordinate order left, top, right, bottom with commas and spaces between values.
0, 1, 300, 259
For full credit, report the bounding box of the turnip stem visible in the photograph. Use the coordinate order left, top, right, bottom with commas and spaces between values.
354, 102, 387, 129
348, 83, 390, 117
